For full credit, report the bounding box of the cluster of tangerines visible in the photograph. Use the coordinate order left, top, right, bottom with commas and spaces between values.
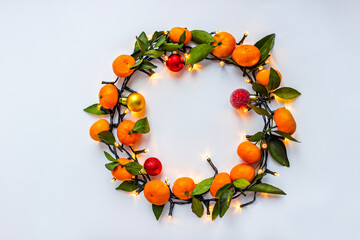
84, 27, 300, 220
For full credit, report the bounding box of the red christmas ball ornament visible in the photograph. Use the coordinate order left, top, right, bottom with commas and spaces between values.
166, 54, 185, 72
230, 89, 250, 109
144, 157, 162, 176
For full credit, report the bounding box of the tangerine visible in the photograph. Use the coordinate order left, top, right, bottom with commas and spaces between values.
256, 69, 282, 87
112, 55, 136, 78
209, 172, 232, 198
172, 177, 196, 200
237, 141, 262, 164
232, 44, 261, 67
99, 84, 119, 109
211, 32, 236, 58
144, 180, 170, 206
169, 27, 192, 44
274, 108, 297, 135
230, 164, 255, 182
116, 120, 141, 146
89, 119, 110, 141
111, 158, 134, 181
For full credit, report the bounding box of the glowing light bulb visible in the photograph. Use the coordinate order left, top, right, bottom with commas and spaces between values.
243, 108, 248, 113
187, 66, 193, 72
133, 191, 139, 198
144, 149, 149, 153
258, 66, 264, 71
241, 134, 247, 140
245, 79, 251, 83
215, 30, 220, 35
114, 142, 120, 148
192, 64, 200, 71
131, 153, 136, 159
265, 60, 270, 64
165, 177, 170, 186
219, 61, 225, 66
204, 155, 211, 160
284, 138, 290, 144
244, 32, 249, 37
164, 30, 168, 35
258, 168, 263, 174
124, 109, 129, 114
274, 172, 279, 177
184, 53, 189, 59
164, 55, 168, 61
168, 215, 172, 219
149, 73, 158, 80
261, 143, 268, 149
111, 177, 116, 182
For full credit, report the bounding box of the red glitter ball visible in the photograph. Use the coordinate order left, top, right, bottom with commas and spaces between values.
166, 54, 185, 72
144, 157, 162, 176
230, 89, 250, 109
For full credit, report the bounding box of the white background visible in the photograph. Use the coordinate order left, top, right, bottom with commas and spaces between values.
0, 0, 359, 239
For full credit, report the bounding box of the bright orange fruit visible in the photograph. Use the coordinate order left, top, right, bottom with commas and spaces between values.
112, 55, 135, 78
237, 141, 262, 164
116, 120, 141, 146
99, 84, 119, 109
111, 158, 134, 181
209, 172, 232, 198
172, 177, 196, 200
274, 108, 297, 135
232, 44, 261, 67
169, 27, 192, 44
256, 69, 282, 87
89, 119, 110, 141
211, 32, 236, 58
144, 180, 171, 206
230, 164, 255, 182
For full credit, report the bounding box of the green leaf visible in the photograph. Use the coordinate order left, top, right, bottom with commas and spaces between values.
190, 30, 215, 44
152, 204, 164, 220
268, 138, 290, 167
254, 33, 275, 62
215, 183, 232, 198
191, 197, 204, 218
131, 50, 142, 60
116, 181, 139, 192
124, 162, 144, 175
150, 31, 164, 44
145, 49, 165, 58
83, 104, 108, 115
136, 36, 146, 54
233, 178, 250, 188
247, 104, 272, 117
273, 87, 301, 100
104, 151, 117, 162
105, 162, 118, 171
252, 82, 269, 97
253, 172, 267, 183
185, 44, 215, 65
247, 132, 264, 142
159, 43, 183, 51
274, 131, 300, 142
268, 67, 281, 91
139, 60, 157, 70
154, 36, 166, 48
191, 177, 213, 195
132, 117, 150, 134
98, 131, 116, 146
219, 187, 235, 218
179, 31, 186, 44
211, 201, 220, 221
247, 183, 286, 195
130, 58, 144, 69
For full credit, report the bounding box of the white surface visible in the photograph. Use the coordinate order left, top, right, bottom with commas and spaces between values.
0, 0, 359, 239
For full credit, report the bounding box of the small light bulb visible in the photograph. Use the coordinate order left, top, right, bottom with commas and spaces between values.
168, 214, 172, 219
124, 109, 129, 114
237, 204, 242, 210
204, 155, 210, 160
245, 79, 251, 83
164, 30, 168, 35
244, 32, 249, 37
114, 142, 120, 148
258, 168, 263, 174
188, 66, 193, 72
150, 73, 158, 80
184, 53, 189, 59
193, 64, 200, 71
144, 149, 149, 153
274, 172, 279, 177
165, 177, 170, 186
284, 138, 290, 144
131, 153, 136, 159
111, 177, 116, 182
215, 30, 220, 35
243, 108, 248, 113
258, 66, 264, 71
164, 55, 168, 61
265, 60, 270, 64
241, 134, 247, 140
219, 61, 225, 66
261, 143, 268, 149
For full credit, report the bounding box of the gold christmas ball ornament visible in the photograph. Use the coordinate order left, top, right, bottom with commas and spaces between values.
126, 92, 146, 112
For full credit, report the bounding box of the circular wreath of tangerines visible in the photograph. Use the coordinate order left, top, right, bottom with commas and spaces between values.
84, 27, 301, 221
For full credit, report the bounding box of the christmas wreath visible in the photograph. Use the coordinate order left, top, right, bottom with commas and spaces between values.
84, 27, 301, 221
